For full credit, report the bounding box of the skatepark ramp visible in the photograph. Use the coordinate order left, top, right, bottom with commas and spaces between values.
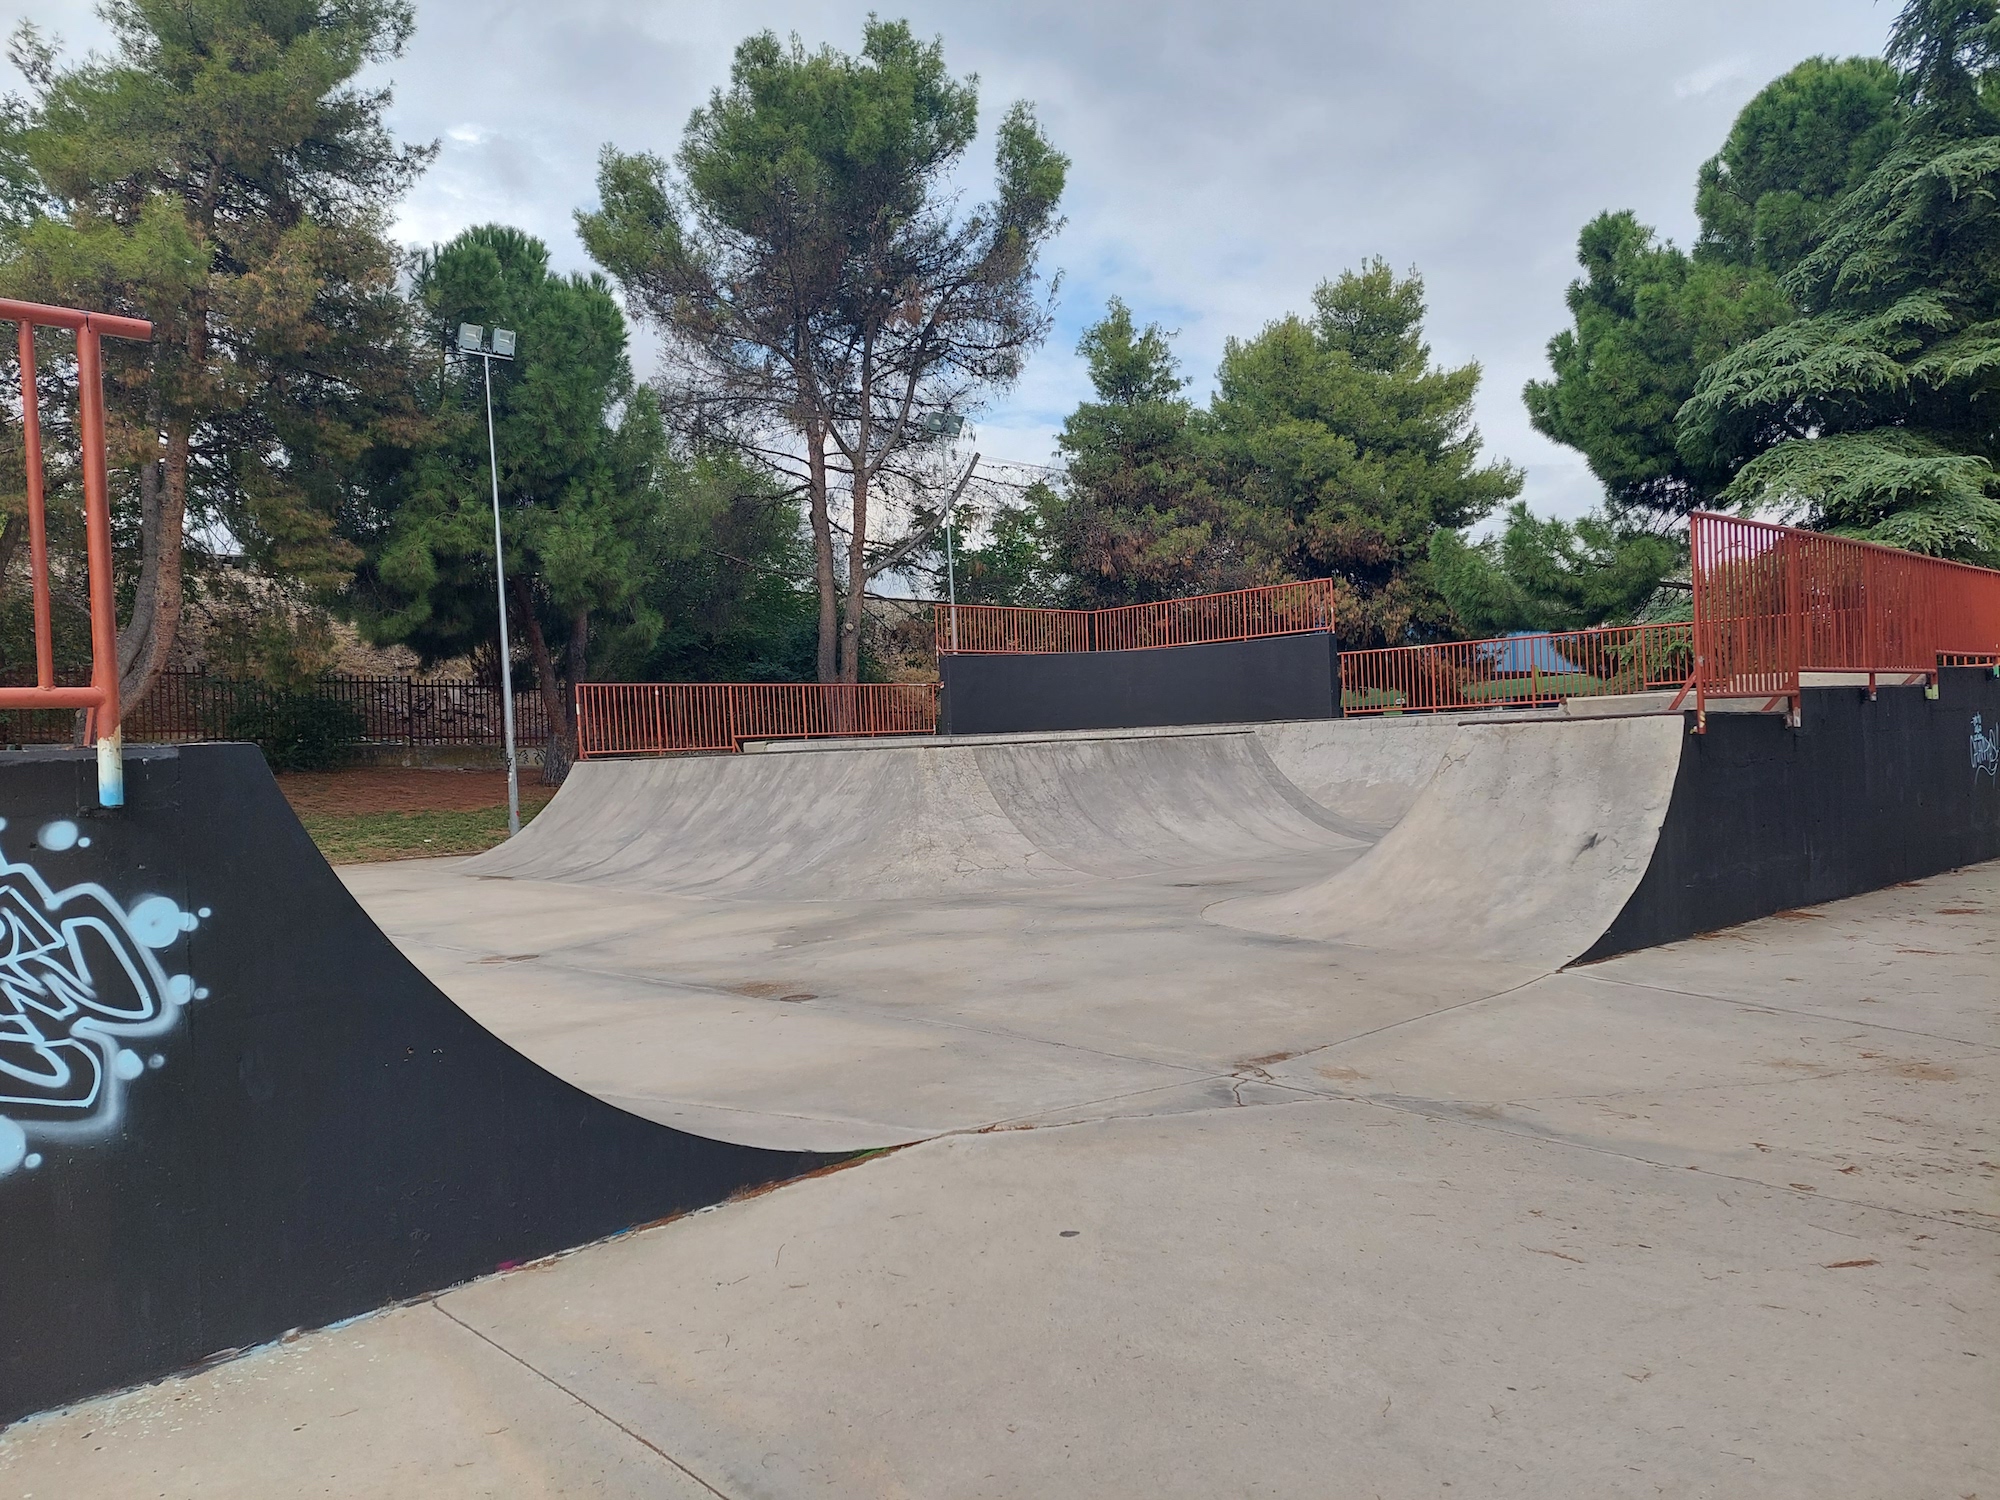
7, 673, 1999, 1423
473, 723, 1386, 899
494, 668, 2000, 965
0, 744, 837, 1424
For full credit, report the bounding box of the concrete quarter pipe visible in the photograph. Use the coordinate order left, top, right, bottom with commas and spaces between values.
5, 669, 1997, 1423
472, 671, 2000, 964
0, 744, 836, 1424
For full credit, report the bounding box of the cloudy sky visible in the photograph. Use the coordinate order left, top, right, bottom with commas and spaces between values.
12, 0, 1890, 520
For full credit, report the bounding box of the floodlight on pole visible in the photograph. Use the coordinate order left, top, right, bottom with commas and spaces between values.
458, 323, 523, 836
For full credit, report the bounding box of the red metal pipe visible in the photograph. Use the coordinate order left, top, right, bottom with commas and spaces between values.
75, 327, 122, 746
17, 323, 52, 690
0, 298, 153, 341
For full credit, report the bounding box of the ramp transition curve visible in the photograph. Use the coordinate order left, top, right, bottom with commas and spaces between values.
0, 744, 836, 1424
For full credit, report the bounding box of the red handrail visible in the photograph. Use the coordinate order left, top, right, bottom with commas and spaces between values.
0, 299, 153, 804
935, 579, 1337, 656
575, 681, 940, 758
1340, 622, 1693, 716
1689, 512, 2000, 725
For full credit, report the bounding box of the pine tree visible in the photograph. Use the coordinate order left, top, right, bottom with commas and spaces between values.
1679, 2, 2000, 561
0, 0, 430, 707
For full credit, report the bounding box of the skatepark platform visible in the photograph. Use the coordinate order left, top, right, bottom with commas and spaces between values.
2, 669, 1997, 1426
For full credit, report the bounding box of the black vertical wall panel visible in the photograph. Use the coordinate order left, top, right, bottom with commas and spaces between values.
0, 743, 836, 1423
1583, 668, 2000, 960
939, 632, 1339, 736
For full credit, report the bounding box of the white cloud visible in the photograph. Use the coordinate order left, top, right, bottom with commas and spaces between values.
1674, 55, 1751, 99
1, 0, 1892, 519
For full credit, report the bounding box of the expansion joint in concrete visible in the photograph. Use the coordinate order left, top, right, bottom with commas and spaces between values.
430, 1302, 741, 1500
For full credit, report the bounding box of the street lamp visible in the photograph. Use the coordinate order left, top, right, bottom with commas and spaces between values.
457, 322, 521, 836
924, 411, 968, 652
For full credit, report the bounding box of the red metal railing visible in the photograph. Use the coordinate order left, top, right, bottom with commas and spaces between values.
1341, 516, 2000, 723
581, 519, 2000, 751
0, 299, 152, 804
933, 604, 1092, 655
1340, 622, 1694, 716
934, 579, 1337, 656
1690, 511, 2000, 722
575, 682, 941, 757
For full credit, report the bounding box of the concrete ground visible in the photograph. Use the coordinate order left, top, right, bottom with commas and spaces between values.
3, 862, 1994, 1497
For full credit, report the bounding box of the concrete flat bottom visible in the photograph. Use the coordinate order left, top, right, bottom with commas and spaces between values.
5, 864, 1995, 1498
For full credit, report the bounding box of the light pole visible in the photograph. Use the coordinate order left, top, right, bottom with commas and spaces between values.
923, 411, 968, 653
458, 322, 521, 836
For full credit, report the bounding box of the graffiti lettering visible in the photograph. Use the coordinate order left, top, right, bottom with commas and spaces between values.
0, 827, 205, 1176
1975, 715, 1998, 778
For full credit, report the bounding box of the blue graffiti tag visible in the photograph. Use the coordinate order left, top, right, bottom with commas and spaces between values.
1975, 715, 1998, 779
0, 826, 204, 1175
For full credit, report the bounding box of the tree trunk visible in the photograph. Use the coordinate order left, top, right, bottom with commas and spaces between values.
838, 337, 874, 686
0, 515, 26, 667
840, 459, 869, 685
513, 575, 570, 785
804, 414, 838, 684
115, 417, 189, 716
563, 605, 588, 761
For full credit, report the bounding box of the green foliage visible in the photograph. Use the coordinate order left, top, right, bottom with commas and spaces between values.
354, 220, 816, 694
579, 19, 1066, 682
1043, 271, 1519, 643
1680, 0, 2000, 563
1204, 262, 1523, 643
1696, 56, 1904, 271
1525, 213, 1795, 516
0, 0, 431, 589
1528, 57, 1903, 520
676, 21, 979, 246
225, 692, 363, 772
622, 453, 823, 684
1041, 299, 1241, 605
1429, 503, 1683, 636
354, 226, 662, 670
927, 482, 1067, 608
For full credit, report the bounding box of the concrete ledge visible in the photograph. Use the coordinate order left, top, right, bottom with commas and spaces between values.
1560, 691, 1683, 718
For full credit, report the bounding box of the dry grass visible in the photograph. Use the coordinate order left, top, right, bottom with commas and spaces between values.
278, 768, 557, 864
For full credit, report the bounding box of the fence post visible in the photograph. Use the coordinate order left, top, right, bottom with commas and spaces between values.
1690, 513, 1710, 733
1783, 529, 1802, 725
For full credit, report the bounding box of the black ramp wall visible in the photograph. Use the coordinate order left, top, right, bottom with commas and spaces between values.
1584, 666, 2000, 960
939, 632, 1339, 736
0, 743, 837, 1423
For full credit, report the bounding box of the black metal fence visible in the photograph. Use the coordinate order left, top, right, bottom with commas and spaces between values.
0, 670, 553, 747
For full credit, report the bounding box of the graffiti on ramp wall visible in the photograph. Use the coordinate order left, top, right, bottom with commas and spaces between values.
1974, 715, 1998, 778
0, 819, 206, 1176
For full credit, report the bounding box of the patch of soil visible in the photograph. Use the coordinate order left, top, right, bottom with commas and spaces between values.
277, 768, 558, 818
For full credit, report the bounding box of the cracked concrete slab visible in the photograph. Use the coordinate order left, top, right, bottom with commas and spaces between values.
0, 1301, 720, 1500
15, 1071, 1992, 1498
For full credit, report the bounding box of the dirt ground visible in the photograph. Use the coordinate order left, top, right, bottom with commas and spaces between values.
277, 767, 557, 818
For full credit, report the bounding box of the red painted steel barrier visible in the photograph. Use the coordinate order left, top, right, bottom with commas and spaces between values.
0, 298, 153, 804
934, 579, 1337, 656
1689, 511, 2000, 724
933, 604, 1091, 655
1340, 622, 1694, 716
576, 682, 940, 757
1342, 515, 2000, 724
584, 519, 2000, 752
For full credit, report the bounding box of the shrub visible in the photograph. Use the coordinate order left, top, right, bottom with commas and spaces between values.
225, 694, 365, 772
